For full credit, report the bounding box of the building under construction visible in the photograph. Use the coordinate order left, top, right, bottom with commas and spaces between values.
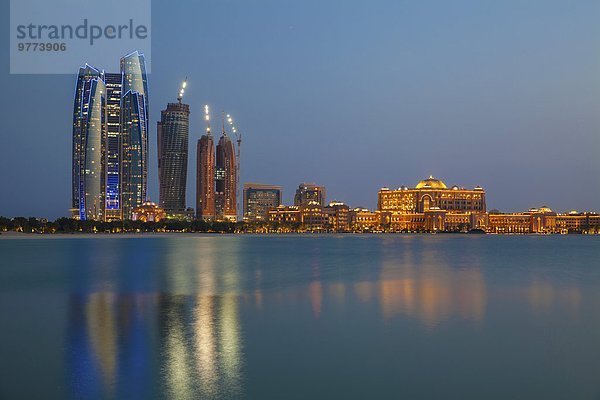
196, 106, 239, 221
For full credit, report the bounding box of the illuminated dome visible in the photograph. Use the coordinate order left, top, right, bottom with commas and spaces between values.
415, 176, 447, 189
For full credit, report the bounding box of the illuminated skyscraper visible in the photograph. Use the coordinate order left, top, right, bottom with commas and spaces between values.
196, 106, 216, 220
103, 72, 122, 220
196, 108, 238, 222
215, 130, 237, 221
72, 65, 107, 221
72, 51, 149, 221
120, 51, 149, 219
158, 92, 190, 217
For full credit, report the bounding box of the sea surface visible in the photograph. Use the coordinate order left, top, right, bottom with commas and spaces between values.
0, 234, 599, 399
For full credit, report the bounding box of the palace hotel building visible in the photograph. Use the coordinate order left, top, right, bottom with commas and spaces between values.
377, 176, 487, 232
363, 176, 598, 233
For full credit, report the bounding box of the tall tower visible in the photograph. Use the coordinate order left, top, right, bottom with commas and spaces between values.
196, 106, 216, 220
158, 81, 190, 217
103, 72, 122, 220
120, 51, 149, 219
72, 65, 107, 221
215, 118, 237, 221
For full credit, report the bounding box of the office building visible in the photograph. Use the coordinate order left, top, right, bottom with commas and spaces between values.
243, 183, 282, 221
294, 183, 326, 207
120, 51, 150, 219
72, 51, 149, 221
72, 65, 106, 221
158, 98, 190, 217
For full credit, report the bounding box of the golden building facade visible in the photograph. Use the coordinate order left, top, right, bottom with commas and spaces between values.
324, 202, 350, 232
378, 176, 486, 214
349, 209, 384, 231
487, 208, 600, 234
132, 201, 166, 222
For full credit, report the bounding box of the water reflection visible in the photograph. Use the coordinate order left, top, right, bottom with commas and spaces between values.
53, 235, 599, 399
528, 279, 582, 316
309, 281, 323, 319
67, 292, 158, 399
369, 239, 487, 328
67, 292, 243, 399
160, 294, 242, 399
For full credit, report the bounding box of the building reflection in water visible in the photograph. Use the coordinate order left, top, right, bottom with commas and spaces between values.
309, 281, 323, 319
160, 237, 243, 399
67, 238, 244, 399
67, 292, 158, 399
283, 238, 489, 328
528, 279, 582, 316
160, 293, 243, 399
374, 239, 487, 328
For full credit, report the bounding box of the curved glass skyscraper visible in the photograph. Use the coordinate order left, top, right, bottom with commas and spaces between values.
72, 52, 149, 221
72, 65, 107, 221
120, 51, 149, 219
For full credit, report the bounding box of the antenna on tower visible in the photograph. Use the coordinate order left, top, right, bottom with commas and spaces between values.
177, 77, 187, 103
204, 104, 211, 135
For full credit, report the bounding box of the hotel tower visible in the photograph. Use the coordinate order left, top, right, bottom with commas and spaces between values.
196, 106, 216, 220
196, 108, 237, 221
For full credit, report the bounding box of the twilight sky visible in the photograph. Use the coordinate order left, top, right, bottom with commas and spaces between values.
1, 0, 599, 218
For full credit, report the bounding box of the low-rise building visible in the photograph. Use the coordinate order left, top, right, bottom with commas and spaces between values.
324, 201, 350, 232
132, 201, 166, 222
268, 205, 301, 225
349, 208, 382, 231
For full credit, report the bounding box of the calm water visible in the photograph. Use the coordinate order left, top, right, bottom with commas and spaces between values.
1, 234, 599, 399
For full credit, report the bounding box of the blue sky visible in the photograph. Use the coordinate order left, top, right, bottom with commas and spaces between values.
1, 0, 599, 218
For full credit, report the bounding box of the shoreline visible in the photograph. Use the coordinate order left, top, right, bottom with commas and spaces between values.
0, 231, 598, 239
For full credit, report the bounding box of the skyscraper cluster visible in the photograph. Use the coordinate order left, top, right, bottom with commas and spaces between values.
72, 52, 241, 222
72, 51, 149, 221
196, 107, 238, 221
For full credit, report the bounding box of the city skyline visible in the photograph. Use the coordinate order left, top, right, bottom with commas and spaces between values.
1, 0, 600, 218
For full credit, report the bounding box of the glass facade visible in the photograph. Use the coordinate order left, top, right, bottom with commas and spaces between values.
72, 65, 106, 221
120, 51, 149, 219
243, 184, 282, 221
72, 51, 149, 221
104, 73, 122, 219
157, 102, 190, 216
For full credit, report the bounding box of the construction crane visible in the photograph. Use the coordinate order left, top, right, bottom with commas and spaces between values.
225, 112, 242, 220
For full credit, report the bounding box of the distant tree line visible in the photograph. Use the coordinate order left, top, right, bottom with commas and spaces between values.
0, 216, 303, 234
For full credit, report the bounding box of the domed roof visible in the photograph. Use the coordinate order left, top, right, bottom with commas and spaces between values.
415, 176, 447, 189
